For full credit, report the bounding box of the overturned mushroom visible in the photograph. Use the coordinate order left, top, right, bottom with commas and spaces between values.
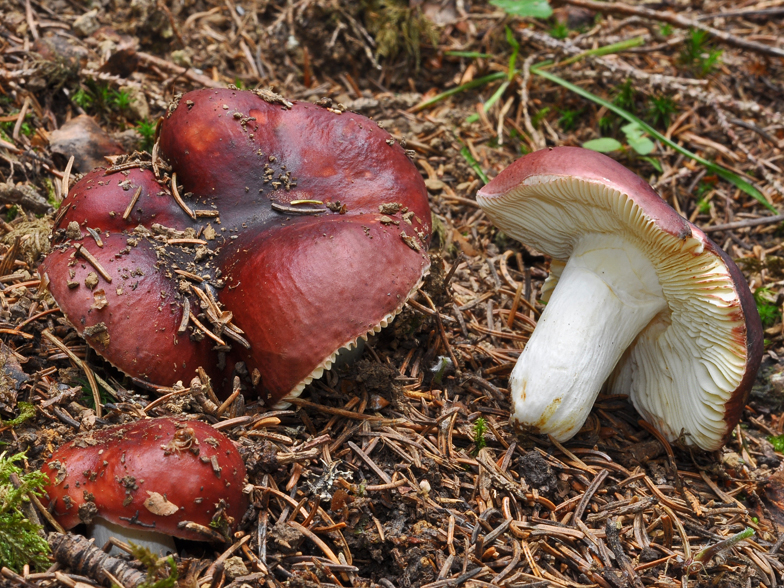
477, 147, 763, 451
42, 417, 249, 554
40, 88, 431, 404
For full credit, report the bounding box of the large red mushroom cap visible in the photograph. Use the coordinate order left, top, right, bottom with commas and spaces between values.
41, 417, 249, 542
39, 88, 431, 403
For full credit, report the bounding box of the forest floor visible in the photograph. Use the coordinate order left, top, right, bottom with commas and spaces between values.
2, 0, 784, 587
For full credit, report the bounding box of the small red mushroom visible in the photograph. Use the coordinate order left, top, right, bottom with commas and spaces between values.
40, 88, 431, 403
41, 417, 249, 553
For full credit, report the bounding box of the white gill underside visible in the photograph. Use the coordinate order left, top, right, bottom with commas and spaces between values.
509, 235, 667, 440
480, 176, 748, 450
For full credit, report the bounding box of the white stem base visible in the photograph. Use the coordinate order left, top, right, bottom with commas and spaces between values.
90, 517, 177, 556
510, 235, 667, 441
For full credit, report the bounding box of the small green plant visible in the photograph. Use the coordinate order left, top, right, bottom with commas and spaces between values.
72, 87, 94, 110
137, 119, 157, 152
365, 0, 438, 68
548, 20, 569, 40
621, 122, 654, 155
695, 197, 711, 215
0, 452, 51, 572
679, 29, 723, 76
6, 205, 19, 222
583, 122, 653, 156
658, 23, 674, 37
770, 434, 784, 452
472, 417, 488, 452
613, 79, 636, 113
1, 402, 36, 428
129, 543, 178, 588
71, 82, 132, 114
430, 355, 452, 385
557, 107, 584, 131
753, 287, 781, 328
489, 0, 552, 18
687, 527, 754, 572
109, 88, 132, 111
694, 181, 713, 214
647, 94, 678, 129
531, 106, 551, 128
0, 112, 33, 138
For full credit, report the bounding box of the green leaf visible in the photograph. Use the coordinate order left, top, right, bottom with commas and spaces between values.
639, 156, 663, 173
621, 122, 655, 155
531, 67, 777, 213
490, 0, 553, 19
583, 137, 623, 153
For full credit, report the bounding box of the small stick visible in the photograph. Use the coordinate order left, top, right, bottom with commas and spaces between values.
61, 155, 75, 200
271, 201, 325, 215
188, 313, 226, 346
174, 269, 204, 282
53, 202, 71, 227
507, 279, 525, 329
702, 214, 784, 233
419, 289, 461, 376
12, 97, 30, 141
216, 377, 241, 417
170, 173, 196, 219
74, 244, 112, 283
177, 298, 190, 333
167, 238, 207, 246
564, 0, 784, 59
122, 186, 142, 220
42, 328, 118, 399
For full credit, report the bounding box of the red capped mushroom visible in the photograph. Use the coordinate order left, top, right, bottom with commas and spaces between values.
42, 417, 249, 553
39, 88, 431, 403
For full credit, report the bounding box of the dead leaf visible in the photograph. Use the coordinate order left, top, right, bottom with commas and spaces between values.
49, 115, 125, 173
143, 491, 179, 516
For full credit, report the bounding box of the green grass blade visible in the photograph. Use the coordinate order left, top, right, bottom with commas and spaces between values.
459, 145, 489, 184
554, 36, 646, 68
531, 67, 776, 213
412, 72, 507, 112
466, 80, 511, 124
445, 51, 494, 59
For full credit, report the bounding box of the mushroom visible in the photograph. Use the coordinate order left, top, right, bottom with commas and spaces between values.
39, 88, 431, 404
42, 417, 249, 554
476, 147, 763, 451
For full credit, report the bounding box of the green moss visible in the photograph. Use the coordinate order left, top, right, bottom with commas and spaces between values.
364, 0, 438, 68
0, 452, 51, 572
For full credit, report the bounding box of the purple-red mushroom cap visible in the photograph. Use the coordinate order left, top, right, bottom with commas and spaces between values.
41, 417, 249, 542
40, 88, 432, 404
477, 147, 763, 451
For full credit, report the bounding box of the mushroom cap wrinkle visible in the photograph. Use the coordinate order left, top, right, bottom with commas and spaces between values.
477, 147, 763, 451
41, 417, 249, 541
39, 88, 431, 404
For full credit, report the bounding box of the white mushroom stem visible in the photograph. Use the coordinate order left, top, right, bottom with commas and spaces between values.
90, 517, 177, 557
510, 234, 668, 441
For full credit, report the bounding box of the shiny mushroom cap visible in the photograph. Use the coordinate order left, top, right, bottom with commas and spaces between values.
477, 147, 763, 451
41, 417, 249, 541
40, 88, 431, 404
